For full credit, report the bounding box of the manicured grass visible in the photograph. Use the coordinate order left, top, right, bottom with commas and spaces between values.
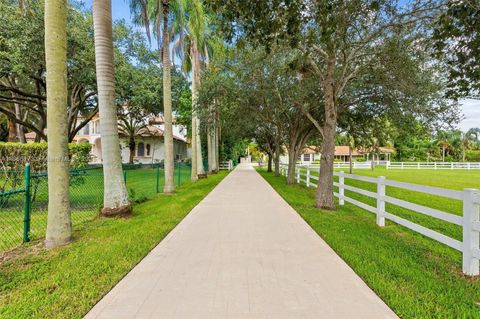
258, 169, 480, 319
0, 171, 227, 319
0, 165, 192, 253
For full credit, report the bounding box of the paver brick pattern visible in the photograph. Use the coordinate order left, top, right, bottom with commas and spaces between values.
85, 164, 398, 319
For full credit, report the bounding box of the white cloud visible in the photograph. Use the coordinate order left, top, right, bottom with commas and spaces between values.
458, 99, 480, 131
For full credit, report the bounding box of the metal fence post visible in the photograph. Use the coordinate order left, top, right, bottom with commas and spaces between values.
156, 164, 160, 192
462, 188, 480, 276
376, 176, 386, 227
339, 171, 345, 206
23, 163, 31, 243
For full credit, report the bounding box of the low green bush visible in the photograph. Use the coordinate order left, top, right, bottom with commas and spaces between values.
0, 142, 91, 193
465, 150, 480, 161
0, 142, 91, 173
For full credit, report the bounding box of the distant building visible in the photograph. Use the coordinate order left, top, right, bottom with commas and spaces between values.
25, 113, 190, 164
281, 145, 394, 164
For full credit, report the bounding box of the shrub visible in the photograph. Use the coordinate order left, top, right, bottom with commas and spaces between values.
0, 142, 92, 193
0, 142, 91, 172
465, 150, 480, 162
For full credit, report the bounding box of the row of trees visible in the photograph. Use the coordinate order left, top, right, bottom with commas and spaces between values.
394, 128, 480, 162
38, 0, 223, 248
204, 0, 473, 210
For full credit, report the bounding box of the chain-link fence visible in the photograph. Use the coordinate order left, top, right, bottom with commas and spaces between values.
0, 162, 191, 254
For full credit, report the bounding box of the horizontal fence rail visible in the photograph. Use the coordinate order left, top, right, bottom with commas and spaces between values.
387, 162, 480, 170
279, 163, 480, 276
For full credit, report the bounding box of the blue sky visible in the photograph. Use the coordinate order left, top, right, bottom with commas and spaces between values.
81, 0, 479, 131
81, 0, 133, 24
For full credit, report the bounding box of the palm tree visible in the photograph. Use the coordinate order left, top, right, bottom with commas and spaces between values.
172, 0, 216, 178
93, 0, 131, 216
118, 107, 151, 164
129, 0, 185, 192
44, 0, 72, 248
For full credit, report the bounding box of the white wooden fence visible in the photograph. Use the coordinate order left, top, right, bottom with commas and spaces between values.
279, 163, 480, 275
219, 160, 233, 171
387, 162, 480, 170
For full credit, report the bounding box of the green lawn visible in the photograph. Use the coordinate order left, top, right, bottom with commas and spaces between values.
0, 170, 227, 319
258, 169, 480, 318
0, 164, 192, 253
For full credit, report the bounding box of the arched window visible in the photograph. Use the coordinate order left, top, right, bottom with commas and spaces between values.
137, 142, 145, 156
146, 144, 151, 156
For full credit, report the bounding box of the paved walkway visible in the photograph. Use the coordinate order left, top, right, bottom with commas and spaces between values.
85, 164, 398, 319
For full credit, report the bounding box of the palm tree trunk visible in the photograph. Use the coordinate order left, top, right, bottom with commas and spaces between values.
129, 138, 135, 164
191, 54, 198, 180
193, 41, 205, 176
162, 1, 175, 193
44, 0, 71, 248
207, 126, 213, 173
93, 0, 130, 216
215, 125, 220, 172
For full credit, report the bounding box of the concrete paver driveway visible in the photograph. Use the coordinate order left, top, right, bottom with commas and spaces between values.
85, 164, 398, 319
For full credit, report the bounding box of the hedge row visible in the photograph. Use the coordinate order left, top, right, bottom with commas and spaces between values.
0, 142, 91, 172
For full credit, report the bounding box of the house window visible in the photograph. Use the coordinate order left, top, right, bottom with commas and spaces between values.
137, 142, 145, 156
146, 144, 151, 156
303, 154, 311, 162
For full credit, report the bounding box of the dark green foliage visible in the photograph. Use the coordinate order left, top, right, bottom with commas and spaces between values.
434, 1, 480, 98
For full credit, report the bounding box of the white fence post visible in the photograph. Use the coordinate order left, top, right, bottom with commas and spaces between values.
296, 167, 300, 183
339, 171, 345, 206
462, 188, 480, 276
306, 165, 310, 187
376, 176, 386, 227
434, 162, 437, 170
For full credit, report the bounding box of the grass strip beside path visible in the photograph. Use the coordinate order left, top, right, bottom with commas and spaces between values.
0, 171, 228, 319
258, 169, 480, 319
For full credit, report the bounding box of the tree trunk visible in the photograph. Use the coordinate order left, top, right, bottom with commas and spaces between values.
215, 125, 220, 172
14, 103, 26, 143
287, 148, 297, 185
267, 153, 272, 172
207, 126, 213, 173
128, 137, 135, 164
7, 119, 17, 142
316, 65, 336, 210
191, 40, 205, 177
162, 2, 175, 193
93, 0, 130, 217
274, 140, 280, 176
44, 0, 72, 248
191, 115, 198, 181
442, 145, 446, 162
190, 56, 198, 181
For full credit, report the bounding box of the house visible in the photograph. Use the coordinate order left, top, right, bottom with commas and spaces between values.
281, 145, 394, 164
26, 113, 190, 164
